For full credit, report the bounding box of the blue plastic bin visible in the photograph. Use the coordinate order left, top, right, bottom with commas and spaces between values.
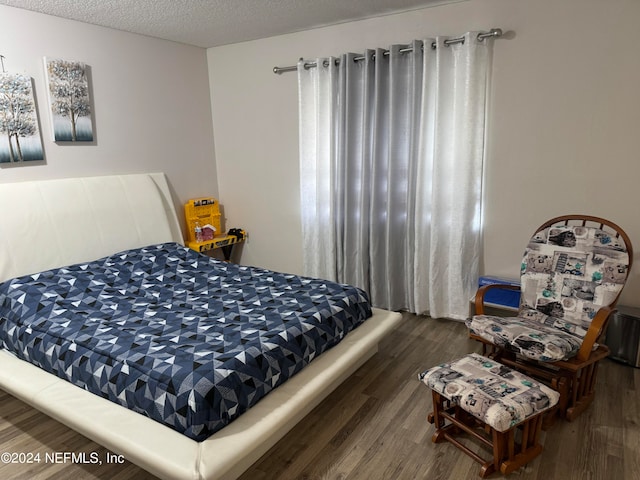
478, 276, 521, 309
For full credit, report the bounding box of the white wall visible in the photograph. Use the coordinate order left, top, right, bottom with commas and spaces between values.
0, 5, 218, 229
208, 0, 640, 307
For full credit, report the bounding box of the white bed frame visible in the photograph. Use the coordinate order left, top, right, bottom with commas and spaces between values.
0, 173, 402, 480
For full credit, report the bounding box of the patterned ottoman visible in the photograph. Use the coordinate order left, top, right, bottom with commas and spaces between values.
419, 353, 559, 477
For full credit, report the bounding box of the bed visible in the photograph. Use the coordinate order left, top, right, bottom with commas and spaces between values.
0, 173, 402, 480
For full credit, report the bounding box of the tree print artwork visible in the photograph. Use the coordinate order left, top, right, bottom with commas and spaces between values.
0, 73, 44, 163
44, 58, 93, 142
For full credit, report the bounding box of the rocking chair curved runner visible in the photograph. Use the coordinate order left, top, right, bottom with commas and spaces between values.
466, 215, 633, 421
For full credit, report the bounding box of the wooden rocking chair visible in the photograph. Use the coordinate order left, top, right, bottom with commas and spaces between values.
466, 215, 633, 421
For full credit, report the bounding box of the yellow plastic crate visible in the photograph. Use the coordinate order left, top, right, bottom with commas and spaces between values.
184, 197, 222, 243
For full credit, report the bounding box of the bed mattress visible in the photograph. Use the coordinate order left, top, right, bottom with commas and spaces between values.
0, 242, 372, 441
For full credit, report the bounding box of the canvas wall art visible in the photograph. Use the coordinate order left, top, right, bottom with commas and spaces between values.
44, 57, 93, 142
0, 72, 44, 163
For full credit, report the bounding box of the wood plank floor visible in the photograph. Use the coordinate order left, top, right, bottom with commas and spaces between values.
1, 313, 638, 479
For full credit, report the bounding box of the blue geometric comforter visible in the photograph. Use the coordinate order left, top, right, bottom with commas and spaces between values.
0, 243, 372, 441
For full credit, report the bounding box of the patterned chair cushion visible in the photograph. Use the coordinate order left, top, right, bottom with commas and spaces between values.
419, 353, 560, 432
520, 224, 629, 332
466, 314, 583, 361
467, 222, 630, 362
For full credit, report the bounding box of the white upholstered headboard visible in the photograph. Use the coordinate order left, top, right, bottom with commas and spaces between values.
0, 173, 184, 283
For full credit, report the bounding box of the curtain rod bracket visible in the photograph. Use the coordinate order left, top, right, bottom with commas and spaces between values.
479, 28, 502, 41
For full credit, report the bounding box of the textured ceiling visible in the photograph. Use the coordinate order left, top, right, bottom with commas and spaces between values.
0, 0, 465, 48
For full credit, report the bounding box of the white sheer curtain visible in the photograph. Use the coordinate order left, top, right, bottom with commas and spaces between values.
298, 33, 492, 320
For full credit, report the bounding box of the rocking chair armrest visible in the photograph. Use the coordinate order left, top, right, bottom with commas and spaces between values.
473, 284, 521, 315
576, 305, 616, 362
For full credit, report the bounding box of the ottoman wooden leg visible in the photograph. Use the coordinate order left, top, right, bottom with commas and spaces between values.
429, 391, 499, 477
500, 413, 544, 475
427, 391, 548, 477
